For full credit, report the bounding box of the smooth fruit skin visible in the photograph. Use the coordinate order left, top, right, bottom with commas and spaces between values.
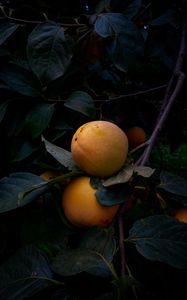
125, 126, 146, 149
174, 207, 187, 224
71, 121, 128, 178
62, 176, 120, 228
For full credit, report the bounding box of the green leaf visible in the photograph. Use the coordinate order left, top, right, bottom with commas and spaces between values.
103, 165, 155, 187
124, 0, 142, 19
133, 166, 155, 178
10, 139, 38, 162
95, 13, 131, 37
0, 100, 9, 123
51, 227, 116, 277
0, 245, 52, 300
64, 91, 96, 118
0, 64, 42, 97
159, 171, 187, 197
112, 275, 140, 295
27, 21, 73, 83
42, 136, 80, 171
106, 30, 144, 71
0, 22, 19, 45
103, 166, 134, 187
94, 13, 144, 70
96, 183, 129, 206
149, 9, 176, 26
23, 103, 55, 139
128, 215, 187, 269
0, 172, 48, 213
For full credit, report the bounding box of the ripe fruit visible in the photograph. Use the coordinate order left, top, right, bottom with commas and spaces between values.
125, 126, 146, 149
62, 176, 120, 228
174, 207, 187, 224
71, 120, 128, 178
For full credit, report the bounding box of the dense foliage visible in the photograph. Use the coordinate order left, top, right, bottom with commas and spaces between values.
0, 1, 187, 299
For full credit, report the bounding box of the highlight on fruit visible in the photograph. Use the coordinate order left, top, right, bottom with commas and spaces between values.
71, 120, 129, 178
62, 176, 120, 228
174, 207, 187, 224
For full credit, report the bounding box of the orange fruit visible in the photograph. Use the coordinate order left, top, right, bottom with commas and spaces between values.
71, 120, 128, 178
125, 126, 146, 149
62, 176, 120, 228
174, 207, 187, 224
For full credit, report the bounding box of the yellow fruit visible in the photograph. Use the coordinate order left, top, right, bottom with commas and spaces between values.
62, 176, 120, 228
71, 120, 128, 178
40, 170, 61, 181
174, 207, 187, 224
125, 126, 146, 149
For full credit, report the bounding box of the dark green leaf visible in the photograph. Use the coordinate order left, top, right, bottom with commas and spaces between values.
128, 215, 187, 269
106, 30, 144, 71
0, 64, 42, 97
0, 172, 48, 213
64, 91, 96, 118
124, 0, 142, 19
78, 227, 115, 260
103, 165, 154, 187
27, 21, 73, 83
10, 140, 39, 162
0, 245, 52, 300
96, 183, 129, 206
159, 171, 187, 197
51, 227, 116, 277
95, 13, 129, 37
42, 136, 80, 171
0, 100, 9, 123
149, 9, 176, 26
0, 22, 19, 45
23, 103, 55, 139
52, 248, 113, 277
113, 275, 140, 294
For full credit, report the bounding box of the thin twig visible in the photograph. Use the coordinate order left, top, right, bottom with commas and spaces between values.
0, 15, 86, 27
118, 7, 187, 284
136, 9, 187, 166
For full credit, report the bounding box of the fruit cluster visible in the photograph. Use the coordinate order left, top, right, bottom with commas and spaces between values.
42, 121, 147, 228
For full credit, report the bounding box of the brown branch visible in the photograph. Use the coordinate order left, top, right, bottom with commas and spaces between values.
135, 9, 187, 166
118, 7, 187, 281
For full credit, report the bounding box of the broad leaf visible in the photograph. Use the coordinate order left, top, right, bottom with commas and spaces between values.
95, 13, 144, 70
0, 100, 9, 123
42, 137, 80, 171
23, 103, 55, 139
133, 166, 155, 177
128, 215, 187, 269
0, 245, 52, 300
103, 166, 133, 187
96, 183, 129, 206
95, 13, 132, 37
0, 172, 48, 213
106, 30, 144, 71
0, 22, 19, 45
124, 0, 142, 19
159, 171, 187, 197
103, 165, 154, 187
27, 21, 73, 83
51, 227, 116, 277
10, 140, 39, 162
64, 91, 96, 118
149, 9, 176, 26
0, 64, 42, 97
